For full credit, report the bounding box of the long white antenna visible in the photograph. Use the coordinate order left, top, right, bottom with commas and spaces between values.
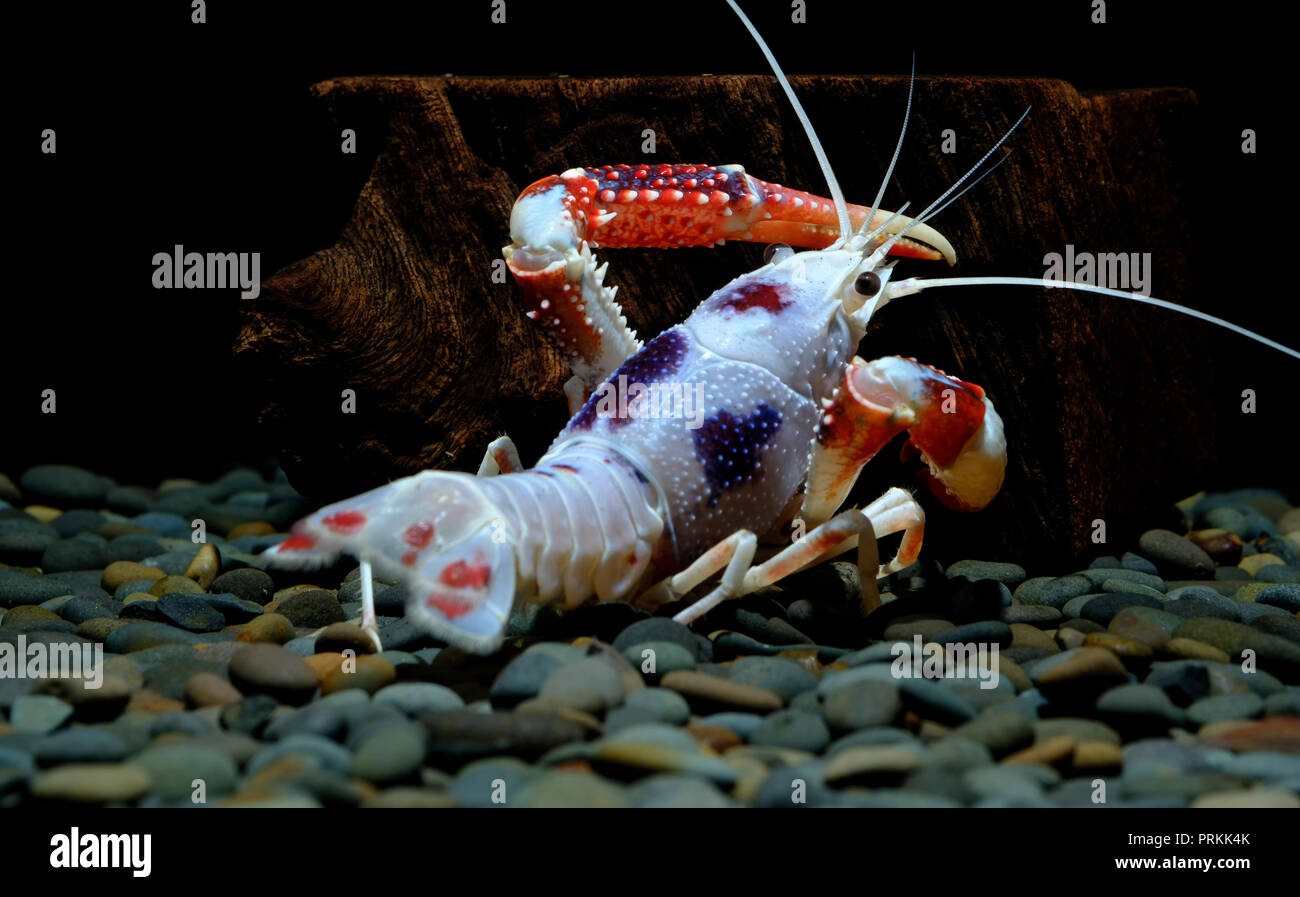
726, 0, 852, 243
893, 275, 1300, 360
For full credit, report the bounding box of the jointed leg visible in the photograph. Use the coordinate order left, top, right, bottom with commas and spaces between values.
741, 487, 925, 614
563, 376, 587, 418
633, 530, 758, 623
637, 488, 924, 624
316, 558, 384, 652
356, 560, 382, 651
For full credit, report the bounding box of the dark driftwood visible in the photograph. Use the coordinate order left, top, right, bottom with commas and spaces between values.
236, 73, 1254, 569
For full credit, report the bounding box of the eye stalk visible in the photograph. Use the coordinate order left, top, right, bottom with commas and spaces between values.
854, 271, 882, 297
763, 242, 794, 265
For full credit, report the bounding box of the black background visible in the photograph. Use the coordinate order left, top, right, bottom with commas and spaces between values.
7, 0, 1291, 492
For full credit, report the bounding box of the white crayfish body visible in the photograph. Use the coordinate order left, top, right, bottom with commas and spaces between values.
262, 185, 1008, 654
261, 1, 1295, 655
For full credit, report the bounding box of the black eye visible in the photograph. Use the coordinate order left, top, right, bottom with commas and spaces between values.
855, 271, 882, 296
763, 242, 792, 264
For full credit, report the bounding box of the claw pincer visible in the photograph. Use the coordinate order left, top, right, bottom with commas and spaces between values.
804, 357, 1007, 521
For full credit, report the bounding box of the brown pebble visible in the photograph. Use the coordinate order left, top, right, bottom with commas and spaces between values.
321, 655, 397, 695
76, 617, 132, 641
0, 472, 20, 503
24, 505, 61, 524
1036, 646, 1128, 686
917, 719, 950, 741
1072, 740, 1124, 771
1107, 611, 1172, 650
686, 724, 743, 752
99, 522, 156, 539
1056, 628, 1088, 650
1003, 735, 1076, 768
184, 544, 221, 590
513, 698, 604, 735
1186, 528, 1243, 566
1083, 632, 1154, 661
228, 643, 319, 706
193, 642, 243, 663
659, 670, 782, 712
227, 521, 276, 540
236, 613, 296, 645
776, 648, 823, 676
35, 672, 135, 721
266, 584, 324, 611
244, 754, 315, 792
824, 746, 919, 783
1197, 719, 1255, 741
5, 605, 61, 622
126, 688, 185, 715
1192, 788, 1300, 809
1239, 553, 1284, 576
1010, 623, 1059, 653
1201, 716, 1300, 753
304, 652, 345, 684
315, 622, 377, 655
100, 561, 166, 592
149, 575, 203, 597
31, 764, 151, 803
1163, 637, 1230, 663
185, 672, 243, 707
997, 656, 1033, 693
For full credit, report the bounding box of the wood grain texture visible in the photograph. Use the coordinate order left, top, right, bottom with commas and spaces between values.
236, 73, 1268, 569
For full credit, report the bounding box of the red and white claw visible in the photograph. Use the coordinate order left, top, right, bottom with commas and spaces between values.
802, 356, 1006, 523
503, 164, 956, 390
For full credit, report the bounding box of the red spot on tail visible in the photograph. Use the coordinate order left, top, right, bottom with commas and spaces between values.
403, 521, 435, 549
426, 592, 473, 620
277, 533, 318, 552
440, 560, 491, 589
322, 510, 367, 535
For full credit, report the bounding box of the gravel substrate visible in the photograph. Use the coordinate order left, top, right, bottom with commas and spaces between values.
2, 465, 1299, 807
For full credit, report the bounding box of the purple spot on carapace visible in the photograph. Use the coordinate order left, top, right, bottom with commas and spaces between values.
713, 282, 790, 315
692, 404, 782, 506
569, 328, 689, 431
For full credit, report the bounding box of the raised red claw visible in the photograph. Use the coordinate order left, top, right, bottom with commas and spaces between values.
545, 164, 944, 258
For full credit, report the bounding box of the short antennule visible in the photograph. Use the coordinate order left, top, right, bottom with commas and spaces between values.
878, 106, 1031, 260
